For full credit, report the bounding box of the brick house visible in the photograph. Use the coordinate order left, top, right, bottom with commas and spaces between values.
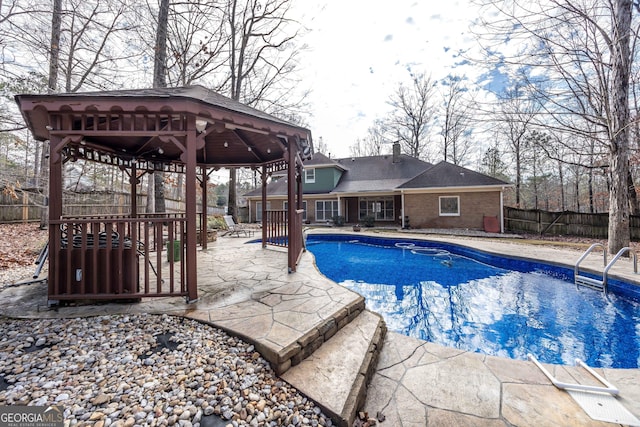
245, 144, 511, 231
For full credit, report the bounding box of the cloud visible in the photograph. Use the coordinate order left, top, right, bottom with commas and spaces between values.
293, 0, 489, 157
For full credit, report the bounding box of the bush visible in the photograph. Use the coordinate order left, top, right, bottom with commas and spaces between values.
362, 216, 375, 227
332, 215, 345, 226
207, 215, 227, 230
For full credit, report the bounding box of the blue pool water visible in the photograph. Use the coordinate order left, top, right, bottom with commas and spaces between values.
306, 234, 640, 368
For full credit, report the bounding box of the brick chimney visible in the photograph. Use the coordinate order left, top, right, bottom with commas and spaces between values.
392, 141, 401, 163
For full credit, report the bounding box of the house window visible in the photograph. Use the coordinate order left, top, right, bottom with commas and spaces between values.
284, 201, 307, 220
316, 200, 338, 221
439, 196, 460, 216
255, 201, 271, 221
359, 197, 394, 221
305, 168, 316, 183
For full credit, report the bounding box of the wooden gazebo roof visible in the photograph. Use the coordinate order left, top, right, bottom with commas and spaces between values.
15, 85, 312, 172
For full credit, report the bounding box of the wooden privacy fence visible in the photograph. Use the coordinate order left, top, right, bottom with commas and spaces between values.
504, 207, 640, 240
0, 191, 46, 222
0, 190, 185, 223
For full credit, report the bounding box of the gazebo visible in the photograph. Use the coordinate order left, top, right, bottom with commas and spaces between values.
15, 85, 312, 305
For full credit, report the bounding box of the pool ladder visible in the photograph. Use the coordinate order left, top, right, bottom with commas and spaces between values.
574, 243, 637, 294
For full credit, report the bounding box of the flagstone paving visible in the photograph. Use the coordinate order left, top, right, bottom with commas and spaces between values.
1, 230, 639, 426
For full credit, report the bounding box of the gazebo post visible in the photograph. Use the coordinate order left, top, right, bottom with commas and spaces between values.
200, 167, 208, 250
261, 164, 267, 248
287, 140, 296, 272
48, 135, 64, 301
185, 116, 198, 302
130, 162, 138, 218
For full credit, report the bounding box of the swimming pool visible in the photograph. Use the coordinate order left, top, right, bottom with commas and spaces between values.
306, 233, 640, 369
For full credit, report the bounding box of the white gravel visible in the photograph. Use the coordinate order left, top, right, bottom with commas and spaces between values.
0, 313, 333, 426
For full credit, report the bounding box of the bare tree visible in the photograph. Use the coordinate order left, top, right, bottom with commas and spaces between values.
387, 72, 436, 159
495, 83, 540, 207
4, 0, 137, 93
163, 2, 228, 86
438, 75, 476, 165
221, 0, 305, 220
480, 144, 510, 181
349, 119, 388, 157
474, 0, 636, 252
523, 130, 551, 209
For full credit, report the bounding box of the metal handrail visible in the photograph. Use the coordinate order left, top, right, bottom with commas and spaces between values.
602, 247, 638, 293
574, 243, 607, 279
528, 354, 619, 395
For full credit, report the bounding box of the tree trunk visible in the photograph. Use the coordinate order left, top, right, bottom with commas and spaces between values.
558, 159, 565, 210
228, 168, 237, 220
627, 169, 639, 215
154, 172, 166, 213
575, 171, 580, 212
515, 156, 521, 207
152, 0, 170, 214
608, 0, 632, 254
146, 174, 155, 214
588, 168, 594, 213
48, 0, 62, 94
153, 0, 169, 89
41, 0, 62, 229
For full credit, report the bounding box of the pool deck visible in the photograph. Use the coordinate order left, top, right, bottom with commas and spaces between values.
1, 229, 639, 426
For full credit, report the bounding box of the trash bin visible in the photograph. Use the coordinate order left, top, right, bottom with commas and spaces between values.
167, 240, 181, 262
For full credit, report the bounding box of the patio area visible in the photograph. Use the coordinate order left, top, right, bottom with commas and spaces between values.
1, 231, 639, 426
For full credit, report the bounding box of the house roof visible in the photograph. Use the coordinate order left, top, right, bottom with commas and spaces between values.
399, 161, 510, 189
331, 154, 432, 193
245, 156, 510, 198
303, 152, 345, 169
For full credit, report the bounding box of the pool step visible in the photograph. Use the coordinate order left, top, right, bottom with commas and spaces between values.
574, 274, 605, 292
281, 310, 387, 427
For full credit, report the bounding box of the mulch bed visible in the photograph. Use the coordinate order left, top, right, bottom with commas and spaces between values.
0, 223, 47, 270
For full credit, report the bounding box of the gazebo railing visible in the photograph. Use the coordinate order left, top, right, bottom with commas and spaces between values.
265, 209, 304, 272
265, 210, 288, 247
48, 216, 189, 302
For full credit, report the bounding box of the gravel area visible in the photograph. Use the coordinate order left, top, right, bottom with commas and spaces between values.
0, 314, 333, 427
1, 264, 45, 290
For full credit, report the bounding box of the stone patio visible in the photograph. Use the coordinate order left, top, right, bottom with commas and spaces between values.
1, 230, 639, 426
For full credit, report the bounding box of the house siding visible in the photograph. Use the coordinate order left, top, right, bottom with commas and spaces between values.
404, 191, 501, 229
303, 167, 342, 193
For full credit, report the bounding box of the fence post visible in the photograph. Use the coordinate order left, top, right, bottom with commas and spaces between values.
22, 192, 28, 222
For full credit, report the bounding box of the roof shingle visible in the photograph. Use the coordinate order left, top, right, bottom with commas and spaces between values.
399, 161, 510, 189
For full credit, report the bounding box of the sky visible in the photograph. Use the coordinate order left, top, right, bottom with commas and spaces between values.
293, 0, 487, 159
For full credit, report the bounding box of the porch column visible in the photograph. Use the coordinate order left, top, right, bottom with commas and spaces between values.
500, 188, 505, 234
401, 191, 405, 229
185, 117, 198, 302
